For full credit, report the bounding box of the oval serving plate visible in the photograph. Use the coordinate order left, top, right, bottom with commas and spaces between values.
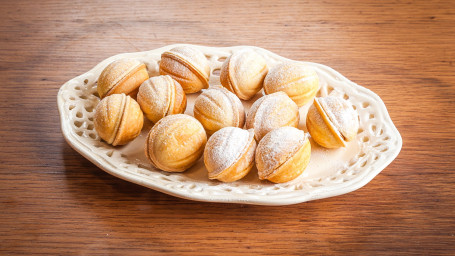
57, 44, 402, 205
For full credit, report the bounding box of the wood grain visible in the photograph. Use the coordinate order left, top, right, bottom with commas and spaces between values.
0, 0, 454, 254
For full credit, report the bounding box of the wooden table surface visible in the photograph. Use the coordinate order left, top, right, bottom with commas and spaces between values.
1, 0, 454, 254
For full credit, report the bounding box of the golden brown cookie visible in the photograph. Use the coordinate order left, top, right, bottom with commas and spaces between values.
97, 58, 149, 99
220, 49, 268, 100
94, 93, 144, 146
145, 114, 207, 172
204, 127, 256, 182
255, 127, 311, 183
159, 46, 210, 94
246, 91, 299, 141
306, 96, 359, 148
137, 75, 186, 123
264, 62, 319, 106
193, 86, 245, 135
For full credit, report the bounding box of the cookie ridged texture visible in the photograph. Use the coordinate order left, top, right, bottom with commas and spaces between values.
306, 96, 359, 149
94, 94, 143, 146
220, 49, 268, 100
94, 94, 126, 145
193, 86, 245, 135
264, 62, 319, 106
306, 100, 345, 148
204, 127, 254, 179
317, 97, 359, 142
137, 75, 186, 123
159, 46, 210, 94
112, 96, 143, 146
97, 58, 147, 98
246, 91, 299, 141
256, 127, 307, 180
265, 137, 311, 183
146, 114, 207, 172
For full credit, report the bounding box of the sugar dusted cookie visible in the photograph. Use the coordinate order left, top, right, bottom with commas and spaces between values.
204, 127, 256, 182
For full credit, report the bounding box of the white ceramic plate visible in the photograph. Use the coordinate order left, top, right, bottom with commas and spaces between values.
57, 44, 402, 205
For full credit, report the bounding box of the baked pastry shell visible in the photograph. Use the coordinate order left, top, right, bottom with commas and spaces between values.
263, 139, 311, 183
193, 86, 245, 135
246, 92, 299, 141
145, 114, 207, 172
159, 46, 210, 94
97, 59, 149, 99
306, 97, 358, 149
204, 129, 256, 182
137, 75, 187, 123
94, 94, 143, 146
264, 63, 319, 107
220, 49, 268, 100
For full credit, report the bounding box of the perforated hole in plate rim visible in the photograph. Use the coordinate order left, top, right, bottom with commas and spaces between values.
57, 44, 402, 205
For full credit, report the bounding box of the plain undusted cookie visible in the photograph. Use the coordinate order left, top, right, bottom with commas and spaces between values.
306, 96, 359, 148
264, 62, 319, 107
159, 46, 210, 94
97, 58, 149, 99
204, 127, 256, 182
94, 93, 144, 146
145, 114, 207, 172
193, 86, 245, 135
220, 49, 268, 100
246, 91, 299, 141
137, 75, 186, 124
256, 126, 311, 183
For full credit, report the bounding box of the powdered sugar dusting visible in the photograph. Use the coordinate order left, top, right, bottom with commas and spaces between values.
160, 47, 210, 93
160, 55, 196, 82
231, 49, 267, 85
204, 127, 251, 176
163, 46, 210, 79
197, 88, 235, 121
98, 59, 142, 97
274, 75, 318, 92
264, 62, 316, 91
152, 114, 195, 135
247, 92, 299, 140
137, 76, 171, 121
256, 126, 306, 178
172, 47, 207, 71
318, 97, 359, 141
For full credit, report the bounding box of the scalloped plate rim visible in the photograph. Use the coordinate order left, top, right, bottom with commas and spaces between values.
57, 44, 402, 206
